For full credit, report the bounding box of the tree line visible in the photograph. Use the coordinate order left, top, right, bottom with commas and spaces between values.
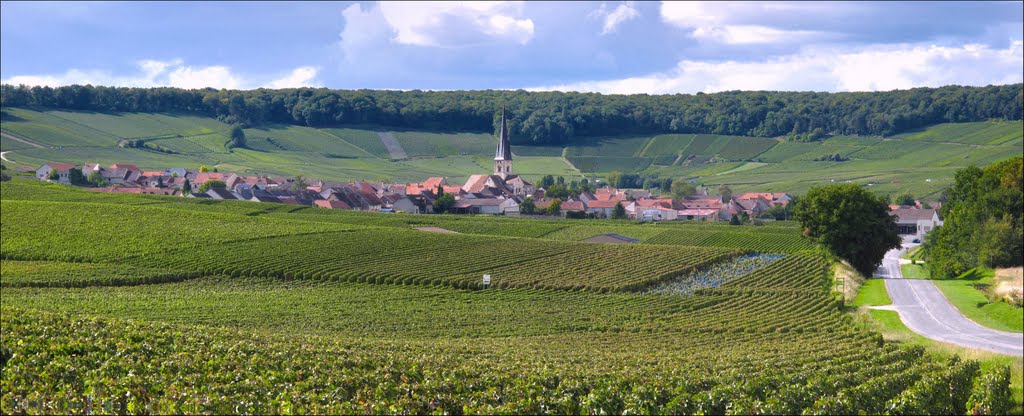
1, 83, 1021, 146
925, 156, 1022, 278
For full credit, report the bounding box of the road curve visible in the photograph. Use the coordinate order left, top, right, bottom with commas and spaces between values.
878, 242, 1023, 356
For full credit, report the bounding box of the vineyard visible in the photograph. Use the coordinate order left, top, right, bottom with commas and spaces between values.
0, 179, 1019, 413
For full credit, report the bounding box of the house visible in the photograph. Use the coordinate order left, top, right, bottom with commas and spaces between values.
36, 163, 76, 183
166, 167, 188, 178
452, 198, 504, 215
314, 200, 351, 210
732, 197, 771, 218
109, 164, 139, 173
205, 188, 239, 200
584, 199, 620, 218
639, 206, 678, 221
677, 208, 719, 221
891, 208, 943, 240
737, 192, 792, 207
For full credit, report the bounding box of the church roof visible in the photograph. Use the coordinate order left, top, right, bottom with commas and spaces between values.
495, 108, 512, 161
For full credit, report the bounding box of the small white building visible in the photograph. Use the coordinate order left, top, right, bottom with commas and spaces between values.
890, 208, 943, 240
36, 163, 76, 184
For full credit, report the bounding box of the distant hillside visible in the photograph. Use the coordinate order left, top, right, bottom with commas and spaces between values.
1, 107, 1020, 198
2, 83, 1021, 146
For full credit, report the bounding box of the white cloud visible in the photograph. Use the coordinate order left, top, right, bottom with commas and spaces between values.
1, 59, 319, 90
264, 66, 320, 89
166, 65, 242, 90
591, 2, 639, 35
660, 1, 828, 44
528, 41, 1024, 94
373, 1, 535, 47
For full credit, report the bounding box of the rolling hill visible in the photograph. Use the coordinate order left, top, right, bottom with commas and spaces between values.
2, 106, 1020, 197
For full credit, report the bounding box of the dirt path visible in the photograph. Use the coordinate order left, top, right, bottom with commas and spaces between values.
1, 131, 45, 149
376, 132, 408, 160
0, 151, 10, 162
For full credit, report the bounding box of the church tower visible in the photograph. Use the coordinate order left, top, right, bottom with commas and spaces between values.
494, 108, 513, 178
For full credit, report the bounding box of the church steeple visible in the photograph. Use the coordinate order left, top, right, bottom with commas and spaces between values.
494, 107, 513, 178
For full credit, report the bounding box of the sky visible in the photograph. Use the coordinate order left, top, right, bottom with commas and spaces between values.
1, 1, 1022, 94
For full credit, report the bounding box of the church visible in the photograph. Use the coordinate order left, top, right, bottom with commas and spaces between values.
460, 109, 536, 198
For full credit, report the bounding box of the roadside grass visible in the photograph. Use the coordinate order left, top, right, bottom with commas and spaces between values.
900, 263, 931, 279
933, 268, 1024, 333
850, 283, 1024, 413
902, 245, 925, 261
852, 278, 891, 307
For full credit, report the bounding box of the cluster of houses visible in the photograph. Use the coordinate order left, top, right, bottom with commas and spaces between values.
32, 111, 941, 228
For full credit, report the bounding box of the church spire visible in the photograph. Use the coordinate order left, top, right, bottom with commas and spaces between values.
494, 107, 513, 178
494, 107, 512, 161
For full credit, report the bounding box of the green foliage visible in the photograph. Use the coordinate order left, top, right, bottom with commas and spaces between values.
3, 84, 1022, 145
197, 180, 226, 193
228, 124, 246, 149
181, 178, 191, 194
520, 196, 536, 215
545, 183, 570, 199
46, 168, 57, 180
611, 202, 627, 220
795, 184, 901, 276
927, 157, 1023, 277
0, 179, 1007, 413
290, 176, 308, 191
67, 167, 87, 186
671, 180, 695, 199
86, 170, 105, 187
433, 192, 455, 214
547, 198, 562, 216
968, 365, 1014, 415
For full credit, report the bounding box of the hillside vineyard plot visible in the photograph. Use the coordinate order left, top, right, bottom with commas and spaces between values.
0, 180, 1015, 414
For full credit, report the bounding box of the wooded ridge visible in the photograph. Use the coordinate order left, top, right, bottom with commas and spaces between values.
2, 83, 1021, 146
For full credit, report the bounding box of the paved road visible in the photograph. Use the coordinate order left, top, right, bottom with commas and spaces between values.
0, 151, 9, 163
879, 241, 1023, 356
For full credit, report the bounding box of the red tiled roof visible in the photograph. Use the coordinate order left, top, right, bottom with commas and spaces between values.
586, 200, 620, 209
421, 177, 446, 189
315, 200, 351, 209
561, 200, 585, 211
110, 164, 139, 171
45, 163, 76, 171
141, 171, 164, 177
462, 174, 489, 193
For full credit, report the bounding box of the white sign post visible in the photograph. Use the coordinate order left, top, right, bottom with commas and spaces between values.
483, 274, 491, 289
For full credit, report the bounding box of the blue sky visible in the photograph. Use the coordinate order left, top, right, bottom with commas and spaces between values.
2, 1, 1022, 93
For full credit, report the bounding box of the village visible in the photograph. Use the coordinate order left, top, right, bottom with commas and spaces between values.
29, 110, 944, 235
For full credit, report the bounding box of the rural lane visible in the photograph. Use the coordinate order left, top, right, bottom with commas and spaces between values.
878, 241, 1024, 356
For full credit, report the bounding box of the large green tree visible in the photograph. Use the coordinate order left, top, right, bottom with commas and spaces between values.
671, 180, 696, 200
228, 125, 246, 149
926, 157, 1023, 277
794, 184, 900, 276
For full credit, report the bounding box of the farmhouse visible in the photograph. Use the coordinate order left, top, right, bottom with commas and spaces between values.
890, 208, 943, 240
36, 163, 76, 183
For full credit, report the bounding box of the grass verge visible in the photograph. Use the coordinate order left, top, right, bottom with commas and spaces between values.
850, 277, 1024, 413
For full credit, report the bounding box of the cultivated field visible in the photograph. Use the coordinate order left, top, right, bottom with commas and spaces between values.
0, 179, 1017, 413
2, 107, 1020, 197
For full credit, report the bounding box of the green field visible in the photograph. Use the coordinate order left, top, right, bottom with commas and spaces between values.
1, 106, 1021, 197
0, 178, 1018, 413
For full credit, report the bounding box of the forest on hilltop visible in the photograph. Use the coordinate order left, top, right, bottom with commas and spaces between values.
2, 83, 1021, 146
